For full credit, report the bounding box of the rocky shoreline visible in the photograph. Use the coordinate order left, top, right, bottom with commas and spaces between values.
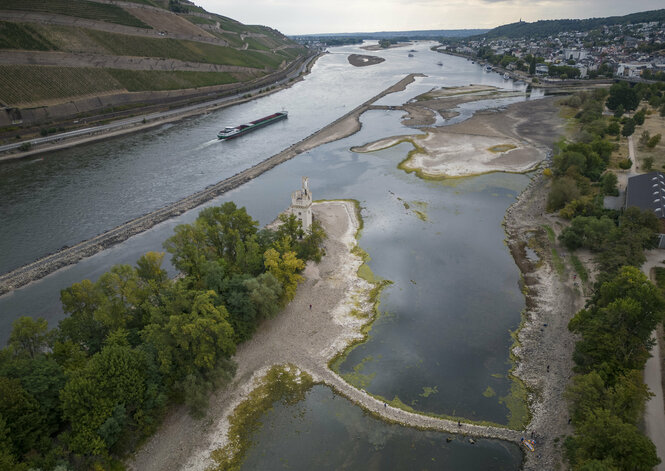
504, 171, 582, 470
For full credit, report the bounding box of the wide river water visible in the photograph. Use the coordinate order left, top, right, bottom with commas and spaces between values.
0, 41, 544, 468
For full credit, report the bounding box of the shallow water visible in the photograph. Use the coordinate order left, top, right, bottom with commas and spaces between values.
239, 385, 523, 471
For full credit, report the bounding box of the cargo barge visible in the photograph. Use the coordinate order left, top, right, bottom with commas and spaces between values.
217, 111, 288, 140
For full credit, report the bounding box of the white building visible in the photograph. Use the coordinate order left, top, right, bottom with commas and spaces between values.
289, 176, 312, 232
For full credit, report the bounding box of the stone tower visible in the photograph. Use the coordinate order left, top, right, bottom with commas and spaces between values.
290, 176, 312, 232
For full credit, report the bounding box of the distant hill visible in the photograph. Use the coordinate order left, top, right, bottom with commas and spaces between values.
295, 29, 488, 41
0, 0, 308, 125
479, 9, 665, 39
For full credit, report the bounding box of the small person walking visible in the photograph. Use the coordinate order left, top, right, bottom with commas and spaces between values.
309, 304, 312, 310
384, 402, 387, 408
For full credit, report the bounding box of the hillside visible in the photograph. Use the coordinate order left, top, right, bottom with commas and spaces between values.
479, 9, 665, 39
0, 0, 308, 126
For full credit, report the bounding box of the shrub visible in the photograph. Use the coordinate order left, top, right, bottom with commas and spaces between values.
18, 142, 31, 151
547, 176, 581, 211
647, 134, 661, 148
618, 158, 632, 169
607, 121, 620, 136
643, 157, 654, 171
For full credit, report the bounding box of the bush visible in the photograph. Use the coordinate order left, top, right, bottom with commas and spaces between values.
643, 157, 654, 171
547, 176, 581, 211
647, 134, 661, 148
606, 121, 620, 136
633, 108, 646, 125
618, 158, 632, 169
639, 130, 651, 146
18, 142, 31, 151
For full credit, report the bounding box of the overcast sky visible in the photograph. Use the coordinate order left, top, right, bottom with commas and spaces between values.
194, 0, 663, 35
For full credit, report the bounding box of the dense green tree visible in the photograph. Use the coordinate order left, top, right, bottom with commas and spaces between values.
142, 288, 235, 384
60, 339, 160, 456
606, 82, 639, 112
559, 216, 615, 251
600, 172, 618, 195
633, 108, 646, 126
547, 176, 581, 211
59, 279, 107, 355
243, 272, 283, 319
0, 377, 45, 458
621, 118, 636, 137
569, 409, 659, 470
8, 317, 50, 358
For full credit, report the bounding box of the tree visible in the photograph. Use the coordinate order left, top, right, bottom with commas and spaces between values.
569, 409, 659, 471
0, 377, 45, 458
606, 121, 620, 136
547, 176, 581, 211
59, 279, 107, 355
8, 317, 50, 358
606, 82, 640, 112
243, 272, 283, 319
633, 108, 646, 126
600, 172, 618, 196
263, 248, 305, 304
621, 118, 636, 137
142, 289, 235, 383
60, 341, 157, 456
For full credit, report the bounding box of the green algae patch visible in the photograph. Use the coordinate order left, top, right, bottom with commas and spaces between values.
419, 386, 439, 398
488, 144, 517, 153
483, 386, 496, 398
208, 365, 314, 471
341, 355, 378, 389
498, 377, 530, 430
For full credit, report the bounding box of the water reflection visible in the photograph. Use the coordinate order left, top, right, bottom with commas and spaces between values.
240, 385, 522, 471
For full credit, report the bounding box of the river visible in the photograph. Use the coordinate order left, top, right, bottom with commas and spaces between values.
0, 41, 539, 468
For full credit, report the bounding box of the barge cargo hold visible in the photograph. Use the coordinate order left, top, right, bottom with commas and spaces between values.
217, 111, 288, 140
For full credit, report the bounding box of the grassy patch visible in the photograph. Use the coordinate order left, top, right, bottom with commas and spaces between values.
487, 144, 517, 153
542, 225, 566, 276
208, 365, 314, 471
569, 254, 589, 282
0, 0, 150, 28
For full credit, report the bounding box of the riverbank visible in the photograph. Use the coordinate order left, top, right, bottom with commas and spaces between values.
504, 172, 583, 470
0, 73, 421, 295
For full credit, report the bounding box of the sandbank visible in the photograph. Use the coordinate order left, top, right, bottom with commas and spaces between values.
348, 54, 385, 67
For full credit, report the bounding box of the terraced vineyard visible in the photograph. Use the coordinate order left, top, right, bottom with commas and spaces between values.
0, 65, 247, 105
0, 0, 151, 28
0, 0, 307, 120
0, 65, 123, 105
0, 21, 55, 51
